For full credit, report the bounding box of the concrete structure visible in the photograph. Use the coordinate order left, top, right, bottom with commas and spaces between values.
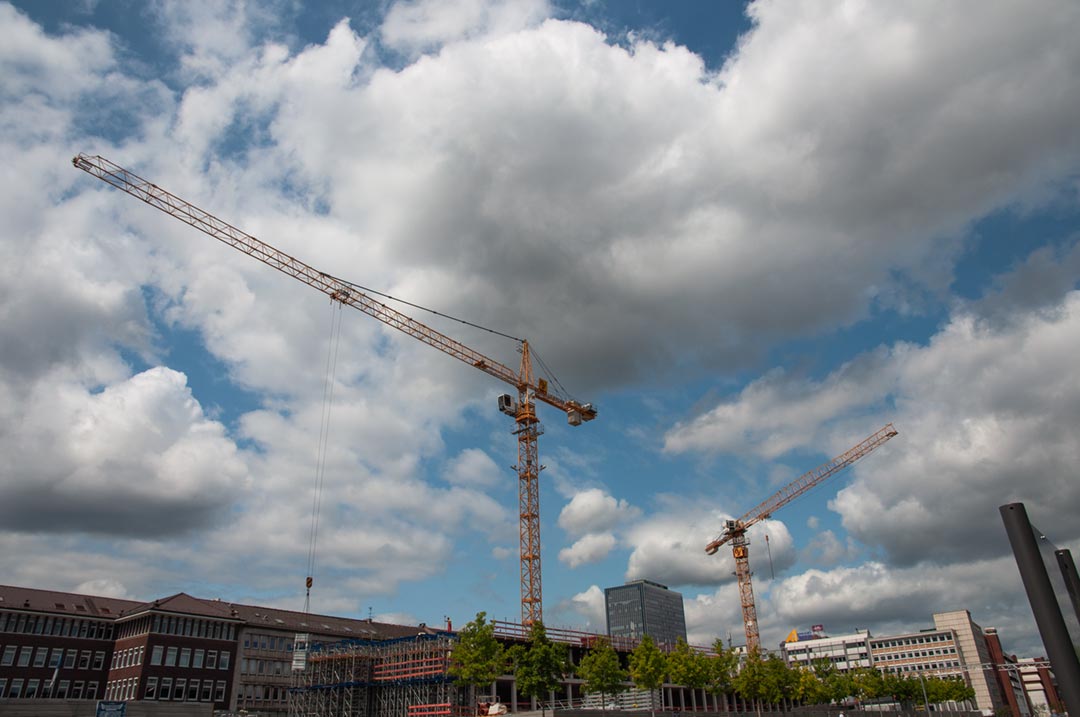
0, 584, 438, 716
604, 580, 686, 648
933, 610, 1005, 715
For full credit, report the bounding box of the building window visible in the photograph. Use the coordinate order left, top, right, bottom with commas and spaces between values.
200, 681, 213, 701
145, 677, 158, 700
214, 680, 226, 702
57, 680, 70, 698
64, 649, 77, 668
219, 651, 230, 670
34, 647, 48, 667
93, 651, 105, 670
87, 681, 99, 699
25, 679, 40, 699
193, 649, 204, 668
160, 678, 173, 701
1, 645, 16, 666
187, 679, 199, 701
72, 681, 84, 699
9, 679, 23, 699
174, 678, 187, 701
79, 650, 91, 669
179, 647, 191, 668
0, 678, 7, 698
17, 646, 33, 667
150, 645, 163, 665
206, 650, 217, 669
165, 646, 178, 667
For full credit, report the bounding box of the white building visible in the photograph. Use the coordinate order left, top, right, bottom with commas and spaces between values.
780, 629, 872, 672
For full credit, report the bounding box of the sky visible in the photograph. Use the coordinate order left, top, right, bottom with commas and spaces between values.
2, 0, 1079, 661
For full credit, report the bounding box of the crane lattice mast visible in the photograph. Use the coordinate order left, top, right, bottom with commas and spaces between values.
72, 153, 597, 625
705, 423, 898, 652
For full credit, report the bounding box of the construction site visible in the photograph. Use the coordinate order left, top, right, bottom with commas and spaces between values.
287, 621, 665, 717
288, 633, 460, 717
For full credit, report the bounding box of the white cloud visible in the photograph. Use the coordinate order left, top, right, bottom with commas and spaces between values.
557, 488, 640, 537
558, 532, 616, 568
381, 0, 551, 53
3, 0, 1080, 648
566, 584, 606, 631
443, 447, 503, 487
0, 367, 248, 536
661, 282, 1080, 573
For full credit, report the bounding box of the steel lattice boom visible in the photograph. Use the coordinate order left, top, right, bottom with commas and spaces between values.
705, 423, 898, 652
73, 153, 597, 625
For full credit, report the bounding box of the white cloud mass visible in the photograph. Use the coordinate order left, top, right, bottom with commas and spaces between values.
1, 0, 1079, 653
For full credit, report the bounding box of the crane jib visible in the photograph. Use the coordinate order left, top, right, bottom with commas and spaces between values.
71, 154, 593, 418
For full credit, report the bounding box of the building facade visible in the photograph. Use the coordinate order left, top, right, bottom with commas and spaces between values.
605, 580, 686, 648
782, 630, 872, 672
0, 584, 437, 715
933, 610, 1005, 715
1017, 657, 1062, 716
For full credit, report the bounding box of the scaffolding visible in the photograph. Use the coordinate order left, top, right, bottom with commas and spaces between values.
290, 633, 462, 717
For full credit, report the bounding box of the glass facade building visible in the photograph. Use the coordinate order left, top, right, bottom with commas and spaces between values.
605, 580, 687, 648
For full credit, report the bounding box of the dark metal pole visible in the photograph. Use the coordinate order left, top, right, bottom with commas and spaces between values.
999, 503, 1080, 715
1055, 548, 1080, 625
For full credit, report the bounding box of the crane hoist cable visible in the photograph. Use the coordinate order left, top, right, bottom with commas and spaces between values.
304, 298, 344, 614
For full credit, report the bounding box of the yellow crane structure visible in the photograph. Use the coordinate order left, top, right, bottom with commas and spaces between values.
705, 423, 898, 652
72, 153, 597, 626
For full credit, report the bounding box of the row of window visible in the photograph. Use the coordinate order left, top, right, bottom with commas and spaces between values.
244, 633, 293, 652
111, 646, 144, 670
871, 633, 951, 648
149, 645, 231, 671
152, 615, 235, 642
139, 676, 226, 703
876, 647, 957, 661
241, 658, 290, 675
239, 683, 290, 705
0, 612, 113, 641
1, 645, 105, 671
0, 677, 99, 700
884, 661, 962, 673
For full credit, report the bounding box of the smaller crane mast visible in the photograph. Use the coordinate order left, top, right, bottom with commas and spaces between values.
705, 423, 898, 652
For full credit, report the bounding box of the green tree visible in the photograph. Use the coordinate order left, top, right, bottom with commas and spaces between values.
707, 641, 739, 704
628, 635, 667, 715
792, 665, 829, 705
667, 638, 711, 710
760, 654, 796, 705
577, 637, 628, 709
508, 622, 569, 717
449, 612, 506, 707
732, 648, 768, 716
849, 667, 885, 700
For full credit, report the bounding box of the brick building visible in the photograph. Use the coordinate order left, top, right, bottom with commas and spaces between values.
0, 584, 439, 715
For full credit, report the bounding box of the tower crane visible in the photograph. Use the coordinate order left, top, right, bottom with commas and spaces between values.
72, 154, 597, 625
704, 423, 898, 652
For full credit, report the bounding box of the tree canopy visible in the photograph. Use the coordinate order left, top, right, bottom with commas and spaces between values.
577, 637, 628, 709
449, 611, 506, 691
509, 621, 569, 714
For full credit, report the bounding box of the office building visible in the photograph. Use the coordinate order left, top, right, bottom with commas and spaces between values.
0, 584, 439, 715
605, 579, 686, 648
783, 629, 872, 671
